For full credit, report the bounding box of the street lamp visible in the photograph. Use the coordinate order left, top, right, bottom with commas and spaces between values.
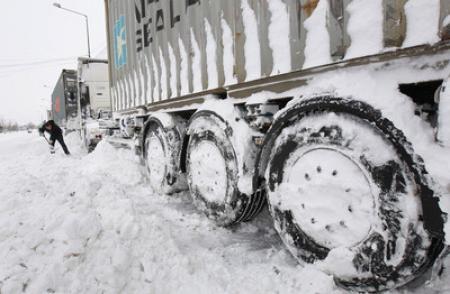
53, 3, 91, 58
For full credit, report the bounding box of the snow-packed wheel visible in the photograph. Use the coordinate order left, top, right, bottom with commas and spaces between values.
143, 116, 186, 194
81, 127, 96, 153
257, 97, 444, 292
186, 111, 265, 226
81, 127, 90, 151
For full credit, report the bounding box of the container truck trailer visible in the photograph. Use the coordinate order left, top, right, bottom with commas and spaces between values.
51, 59, 111, 149
104, 0, 450, 291
51, 69, 78, 129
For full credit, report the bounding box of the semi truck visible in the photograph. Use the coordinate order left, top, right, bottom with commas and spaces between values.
77, 57, 112, 149
104, 0, 450, 291
50, 58, 111, 149
51, 69, 78, 129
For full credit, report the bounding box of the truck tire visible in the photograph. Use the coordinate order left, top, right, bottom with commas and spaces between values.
143, 116, 186, 194
186, 111, 264, 226
257, 97, 444, 292
81, 127, 89, 150
81, 127, 96, 153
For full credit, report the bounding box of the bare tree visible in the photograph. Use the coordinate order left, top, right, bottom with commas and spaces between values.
0, 117, 20, 133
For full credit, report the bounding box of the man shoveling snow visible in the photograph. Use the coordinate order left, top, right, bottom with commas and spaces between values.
38, 120, 70, 155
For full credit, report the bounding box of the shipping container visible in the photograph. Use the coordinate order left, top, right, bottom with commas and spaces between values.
51, 69, 78, 129
104, 0, 450, 291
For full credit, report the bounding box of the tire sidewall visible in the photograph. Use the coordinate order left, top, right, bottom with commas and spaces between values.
258, 97, 443, 291
143, 116, 186, 194
144, 124, 168, 193
186, 112, 249, 226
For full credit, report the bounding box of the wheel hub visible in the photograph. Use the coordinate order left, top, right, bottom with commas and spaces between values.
188, 140, 228, 203
286, 148, 375, 249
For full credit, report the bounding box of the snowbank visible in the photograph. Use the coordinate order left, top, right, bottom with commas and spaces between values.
0, 129, 448, 293
0, 132, 341, 293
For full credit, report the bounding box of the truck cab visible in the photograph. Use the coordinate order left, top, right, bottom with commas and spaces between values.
77, 57, 111, 150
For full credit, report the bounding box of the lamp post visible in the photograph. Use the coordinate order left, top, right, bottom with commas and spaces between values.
53, 3, 89, 135
53, 3, 91, 58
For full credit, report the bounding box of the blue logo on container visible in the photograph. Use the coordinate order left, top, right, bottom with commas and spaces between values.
114, 15, 127, 68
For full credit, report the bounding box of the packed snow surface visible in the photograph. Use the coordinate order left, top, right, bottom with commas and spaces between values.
151, 53, 161, 102
267, 0, 291, 75
303, 0, 332, 68
188, 140, 227, 204
168, 44, 178, 99
145, 136, 166, 191
178, 38, 189, 95
241, 0, 261, 81
190, 29, 203, 92
221, 17, 237, 86
1, 131, 449, 293
205, 19, 219, 89
345, 0, 383, 58
159, 48, 168, 100
403, 0, 440, 47
144, 54, 153, 103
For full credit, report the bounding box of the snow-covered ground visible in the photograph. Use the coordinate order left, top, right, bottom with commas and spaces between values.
0, 131, 449, 294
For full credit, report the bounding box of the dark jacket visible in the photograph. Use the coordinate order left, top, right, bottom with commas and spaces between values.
39, 120, 63, 138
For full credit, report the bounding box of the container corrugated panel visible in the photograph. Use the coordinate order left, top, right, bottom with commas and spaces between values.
106, 0, 450, 112
51, 70, 77, 127
51, 72, 67, 126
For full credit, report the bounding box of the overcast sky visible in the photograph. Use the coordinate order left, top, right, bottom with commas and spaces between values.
0, 0, 107, 124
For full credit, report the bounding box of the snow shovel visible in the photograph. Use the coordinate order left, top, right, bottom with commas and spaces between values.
42, 134, 55, 154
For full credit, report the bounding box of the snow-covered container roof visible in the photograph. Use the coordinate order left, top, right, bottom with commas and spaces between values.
77, 57, 109, 83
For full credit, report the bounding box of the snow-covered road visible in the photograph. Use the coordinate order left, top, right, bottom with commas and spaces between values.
0, 131, 448, 293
